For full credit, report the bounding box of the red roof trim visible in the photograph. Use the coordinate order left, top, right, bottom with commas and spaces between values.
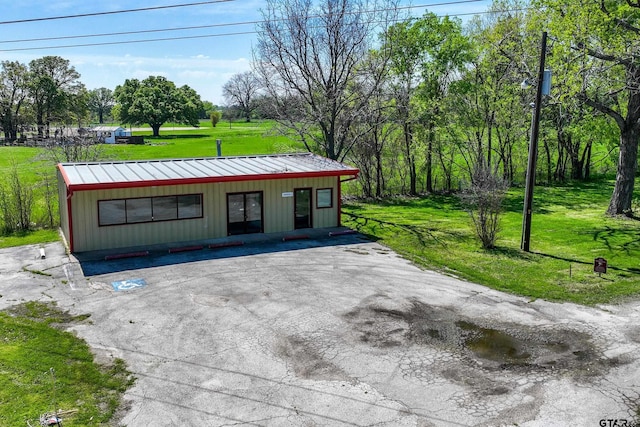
57, 163, 73, 187
65, 169, 359, 192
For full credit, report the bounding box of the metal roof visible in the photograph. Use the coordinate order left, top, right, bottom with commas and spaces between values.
91, 126, 125, 132
58, 153, 359, 191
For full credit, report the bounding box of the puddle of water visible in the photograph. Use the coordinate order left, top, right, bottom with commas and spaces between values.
346, 298, 604, 375
457, 321, 531, 364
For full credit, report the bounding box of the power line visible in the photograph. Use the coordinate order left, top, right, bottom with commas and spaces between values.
0, 0, 236, 25
0, 1, 516, 53
0, 0, 484, 44
0, 31, 257, 52
0, 21, 259, 44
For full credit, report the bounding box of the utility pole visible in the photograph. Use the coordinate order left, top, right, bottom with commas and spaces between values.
521, 31, 548, 252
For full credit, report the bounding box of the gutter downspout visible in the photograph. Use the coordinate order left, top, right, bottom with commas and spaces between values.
66, 188, 74, 253
338, 174, 359, 227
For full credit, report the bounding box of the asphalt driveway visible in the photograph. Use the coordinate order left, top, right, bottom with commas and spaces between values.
1, 236, 639, 426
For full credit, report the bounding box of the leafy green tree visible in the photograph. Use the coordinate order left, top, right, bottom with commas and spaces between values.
0, 61, 29, 142
385, 19, 424, 194
113, 76, 203, 137
201, 100, 216, 119
65, 87, 90, 128
88, 87, 114, 124
533, 0, 640, 215
416, 14, 472, 192
454, 1, 532, 183
385, 12, 471, 193
28, 56, 84, 139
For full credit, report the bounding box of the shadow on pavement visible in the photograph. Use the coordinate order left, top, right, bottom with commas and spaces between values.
75, 232, 368, 277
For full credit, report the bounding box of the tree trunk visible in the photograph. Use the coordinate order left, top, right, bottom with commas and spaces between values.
487, 114, 493, 169
543, 136, 552, 184
426, 122, 434, 193
403, 122, 417, 195
375, 150, 383, 198
37, 111, 44, 139
151, 124, 161, 137
607, 125, 639, 215
583, 142, 592, 179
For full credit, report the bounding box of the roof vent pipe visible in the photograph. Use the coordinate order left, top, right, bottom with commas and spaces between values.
216, 139, 222, 157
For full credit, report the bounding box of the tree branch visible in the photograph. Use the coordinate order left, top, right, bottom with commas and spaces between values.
601, 0, 640, 35
578, 93, 626, 129
573, 41, 631, 65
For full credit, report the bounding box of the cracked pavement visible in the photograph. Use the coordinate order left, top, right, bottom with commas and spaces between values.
1, 235, 639, 426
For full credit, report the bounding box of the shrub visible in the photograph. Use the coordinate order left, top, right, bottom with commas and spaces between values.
459, 166, 509, 249
0, 165, 34, 234
210, 111, 222, 127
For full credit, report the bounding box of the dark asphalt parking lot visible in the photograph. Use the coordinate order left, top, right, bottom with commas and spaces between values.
1, 236, 639, 426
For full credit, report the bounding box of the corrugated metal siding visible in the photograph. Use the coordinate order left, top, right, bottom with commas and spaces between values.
68, 177, 340, 252
313, 177, 339, 228
57, 169, 70, 246
59, 153, 358, 187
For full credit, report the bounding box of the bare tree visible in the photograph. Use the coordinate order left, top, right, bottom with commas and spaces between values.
0, 163, 34, 233
459, 165, 509, 249
255, 0, 399, 161
347, 53, 397, 197
222, 71, 261, 122
40, 130, 105, 164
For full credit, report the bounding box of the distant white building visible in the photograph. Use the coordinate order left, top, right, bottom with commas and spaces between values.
91, 126, 131, 144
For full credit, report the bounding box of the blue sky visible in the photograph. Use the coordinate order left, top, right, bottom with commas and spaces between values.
0, 0, 491, 105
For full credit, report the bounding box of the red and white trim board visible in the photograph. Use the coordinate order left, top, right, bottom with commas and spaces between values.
57, 153, 359, 192
58, 153, 359, 252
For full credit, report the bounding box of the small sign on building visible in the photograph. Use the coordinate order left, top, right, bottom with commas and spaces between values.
594, 257, 607, 275
282, 192, 293, 198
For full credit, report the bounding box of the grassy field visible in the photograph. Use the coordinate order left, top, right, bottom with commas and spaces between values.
0, 121, 639, 425
0, 302, 133, 426
343, 179, 640, 305
1, 121, 639, 305
0, 121, 303, 247
105, 120, 303, 160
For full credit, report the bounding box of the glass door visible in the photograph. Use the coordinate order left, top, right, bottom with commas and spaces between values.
227, 192, 263, 235
294, 188, 312, 229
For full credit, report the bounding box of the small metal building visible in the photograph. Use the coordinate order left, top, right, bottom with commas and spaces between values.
91, 126, 131, 144
57, 153, 359, 253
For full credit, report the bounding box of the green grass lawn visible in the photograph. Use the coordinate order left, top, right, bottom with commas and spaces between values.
0, 302, 134, 426
0, 121, 303, 247
1, 122, 639, 425
1, 121, 640, 305
343, 179, 640, 305
105, 120, 303, 160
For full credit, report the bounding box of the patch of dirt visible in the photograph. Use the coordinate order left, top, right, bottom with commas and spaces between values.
344, 295, 617, 379
4, 301, 91, 328
275, 335, 347, 381
625, 326, 640, 344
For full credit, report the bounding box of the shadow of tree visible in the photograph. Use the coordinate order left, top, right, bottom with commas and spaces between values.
342, 211, 465, 247
531, 250, 640, 275
592, 226, 640, 255
146, 134, 210, 139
